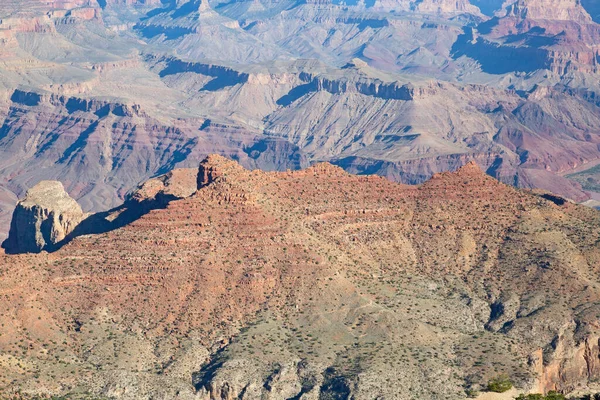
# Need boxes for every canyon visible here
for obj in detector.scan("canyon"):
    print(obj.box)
[1,0,600,397]
[0,0,600,243]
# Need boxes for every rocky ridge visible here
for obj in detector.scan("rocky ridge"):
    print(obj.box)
[1,156,600,399]
[1,0,600,275]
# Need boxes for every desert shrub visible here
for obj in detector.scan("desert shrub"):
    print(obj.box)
[487,375,513,393]
[515,394,544,400]
[514,392,566,400]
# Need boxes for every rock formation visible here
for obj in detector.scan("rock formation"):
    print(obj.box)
[2,169,200,254]
[0,156,600,398]
[3,181,85,253]
[453,0,600,76]
[129,168,199,204]
[414,0,482,14]
[506,0,593,22]
[197,154,246,188]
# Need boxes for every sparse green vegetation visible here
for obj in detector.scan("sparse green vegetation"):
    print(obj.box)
[487,375,513,393]
[515,392,565,400]
[566,164,600,192]
[0,395,109,400]
[515,395,544,400]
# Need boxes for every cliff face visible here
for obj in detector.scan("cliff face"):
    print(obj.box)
[3,181,85,253]
[0,83,308,243]
[296,72,438,100]
[506,0,593,22]
[414,0,482,14]
[451,0,600,76]
[9,89,146,116]
[528,329,600,394]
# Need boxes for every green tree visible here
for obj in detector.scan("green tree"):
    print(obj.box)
[514,392,565,400]
[515,394,543,400]
[487,375,513,393]
[544,391,566,400]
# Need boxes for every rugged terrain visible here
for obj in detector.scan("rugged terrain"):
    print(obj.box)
[1,0,600,242]
[1,156,600,399]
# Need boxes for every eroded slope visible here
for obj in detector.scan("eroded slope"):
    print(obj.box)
[1,156,600,398]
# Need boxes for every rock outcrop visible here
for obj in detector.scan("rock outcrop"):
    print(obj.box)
[414,0,482,14]
[128,168,199,204]
[3,181,85,253]
[197,154,247,188]
[506,0,593,22]
[1,168,204,254]
[2,169,200,254]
